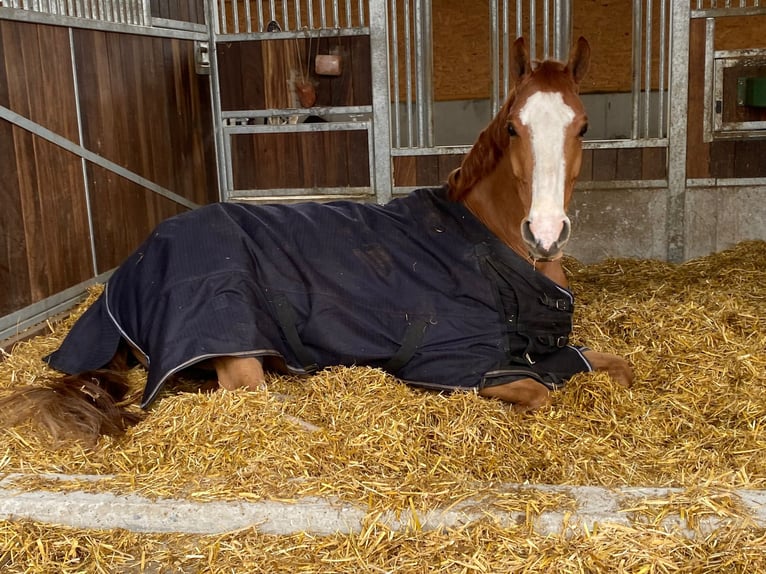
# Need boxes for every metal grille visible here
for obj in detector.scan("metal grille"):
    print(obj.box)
[216,0,367,34]
[631,0,671,140]
[388,0,672,150]
[3,0,151,25]
[695,0,762,8]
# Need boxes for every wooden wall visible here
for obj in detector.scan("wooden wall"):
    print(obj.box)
[425,1,766,101]
[0,20,216,317]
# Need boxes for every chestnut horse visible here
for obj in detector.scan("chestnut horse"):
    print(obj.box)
[0,37,632,444]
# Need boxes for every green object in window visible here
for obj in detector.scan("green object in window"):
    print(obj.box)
[737,77,766,107]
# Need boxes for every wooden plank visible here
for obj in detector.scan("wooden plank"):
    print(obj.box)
[217,42,245,111]
[75,29,192,272]
[437,154,463,184]
[579,149,594,182]
[415,155,440,187]
[31,25,91,297]
[591,148,617,181]
[686,17,710,179]
[641,148,666,180]
[393,156,417,187]
[349,36,372,106]
[709,141,736,179]
[240,41,266,110]
[615,148,642,180]
[733,140,766,178]
[5,22,91,305]
[0,21,32,316]
[346,130,370,187]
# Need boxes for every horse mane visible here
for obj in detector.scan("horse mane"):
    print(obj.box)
[0,368,143,446]
[447,94,514,201]
[447,59,573,202]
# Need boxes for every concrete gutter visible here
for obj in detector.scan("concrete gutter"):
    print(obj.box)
[1,474,764,536]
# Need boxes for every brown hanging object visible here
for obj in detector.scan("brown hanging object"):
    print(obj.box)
[315,34,343,77]
[294,32,317,108]
[295,80,317,107]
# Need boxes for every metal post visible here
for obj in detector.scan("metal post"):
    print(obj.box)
[666,0,690,261]
[552,0,571,61]
[490,0,500,114]
[207,0,229,200]
[369,0,393,202]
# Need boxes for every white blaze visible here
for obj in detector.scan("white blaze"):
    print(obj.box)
[518,91,575,250]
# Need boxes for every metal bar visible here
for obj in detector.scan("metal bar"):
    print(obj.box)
[333,0,340,27]
[0,105,200,209]
[0,8,207,39]
[232,0,239,33]
[219,0,227,33]
[320,0,326,27]
[414,0,425,146]
[423,0,433,146]
[369,0,394,202]
[502,0,509,98]
[227,115,367,134]
[543,0,549,58]
[256,0,263,31]
[358,0,365,26]
[216,27,370,41]
[294,0,300,30]
[229,187,373,200]
[346,0,352,27]
[283,0,289,29]
[666,0,691,262]
[691,5,766,15]
[631,0,643,139]
[68,26,98,277]
[583,137,668,149]
[490,0,500,114]
[529,0,536,61]
[390,0,401,148]
[644,0,653,138]
[553,0,563,60]
[222,105,373,118]
[307,0,314,28]
[0,271,114,341]
[245,0,252,33]
[657,0,667,137]
[208,0,229,199]
[404,0,413,146]
[701,18,715,142]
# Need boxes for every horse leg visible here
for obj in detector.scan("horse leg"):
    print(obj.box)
[582,350,633,387]
[213,356,267,391]
[479,378,551,412]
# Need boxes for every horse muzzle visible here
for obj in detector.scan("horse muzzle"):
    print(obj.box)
[521,217,571,261]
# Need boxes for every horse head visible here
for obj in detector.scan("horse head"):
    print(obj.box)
[449,37,590,262]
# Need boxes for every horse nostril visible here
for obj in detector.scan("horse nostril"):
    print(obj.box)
[557,219,571,246]
[521,219,536,245]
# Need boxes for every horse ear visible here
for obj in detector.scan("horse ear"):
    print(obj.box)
[567,36,591,85]
[509,37,531,86]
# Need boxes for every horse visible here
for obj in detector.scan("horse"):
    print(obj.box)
[0,37,632,445]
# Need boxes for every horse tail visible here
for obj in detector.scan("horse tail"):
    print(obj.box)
[0,369,144,446]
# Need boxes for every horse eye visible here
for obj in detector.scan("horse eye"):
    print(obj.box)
[579,124,588,137]
[507,123,517,137]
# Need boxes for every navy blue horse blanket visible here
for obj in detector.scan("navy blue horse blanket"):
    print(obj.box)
[47,187,592,408]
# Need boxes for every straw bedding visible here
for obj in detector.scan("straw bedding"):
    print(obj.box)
[1,240,765,571]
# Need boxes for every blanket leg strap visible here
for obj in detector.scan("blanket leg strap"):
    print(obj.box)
[383,318,429,375]
[272,294,319,373]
